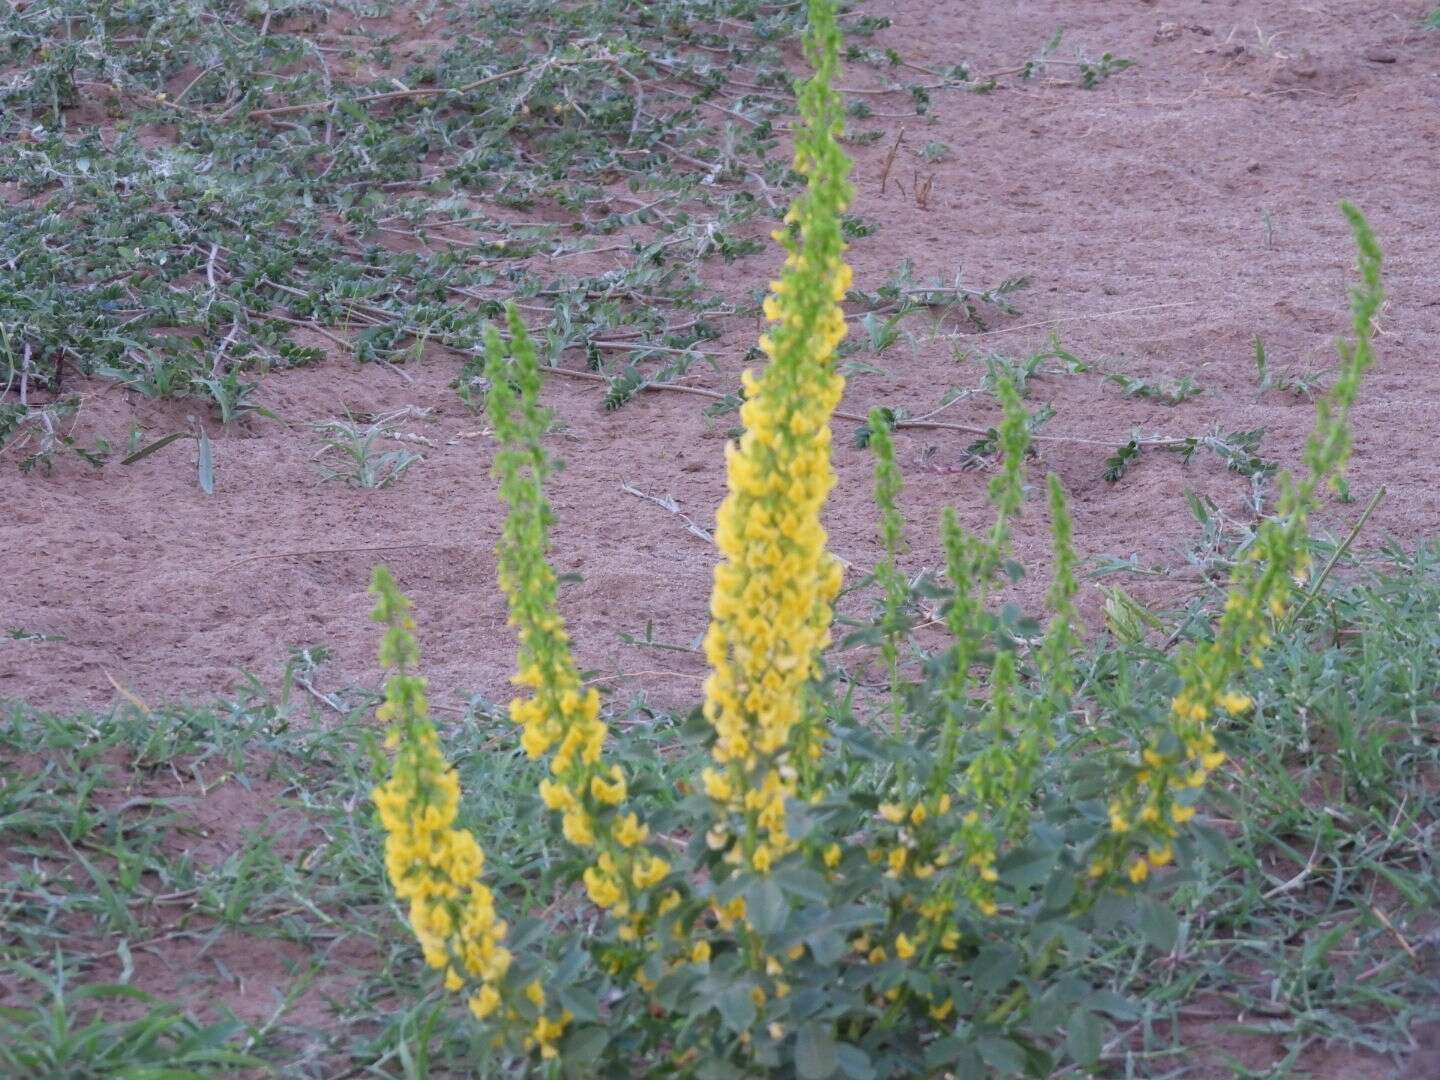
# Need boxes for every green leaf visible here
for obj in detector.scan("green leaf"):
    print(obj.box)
[120,431,189,465]
[1192,822,1230,866]
[996,842,1057,889]
[968,943,1020,993]
[774,865,831,903]
[697,1063,745,1080]
[1064,1008,1102,1066]
[1135,895,1179,953]
[794,1022,839,1080]
[1085,988,1139,1021]
[976,1035,1027,1075]
[835,1043,876,1080]
[557,985,600,1023]
[196,428,214,494]
[561,1026,610,1076]
[718,982,757,1033]
[806,929,847,966]
[747,877,789,935]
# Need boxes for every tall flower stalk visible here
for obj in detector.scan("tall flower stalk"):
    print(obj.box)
[1092,203,1383,886]
[698,0,854,879]
[484,309,671,931]
[369,569,530,1042]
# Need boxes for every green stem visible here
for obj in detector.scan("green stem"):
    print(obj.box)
[1285,485,1385,629]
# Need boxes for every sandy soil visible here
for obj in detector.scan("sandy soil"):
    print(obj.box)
[5,2,1436,721]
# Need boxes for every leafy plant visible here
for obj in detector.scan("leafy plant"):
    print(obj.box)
[1254,335,1328,399]
[313,415,422,489]
[364,6,1388,1074]
[1106,371,1203,405]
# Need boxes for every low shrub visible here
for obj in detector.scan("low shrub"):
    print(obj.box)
[367,1,1383,1074]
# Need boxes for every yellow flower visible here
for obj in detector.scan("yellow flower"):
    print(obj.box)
[1171,804,1197,824]
[822,843,842,868]
[613,812,649,848]
[879,802,906,824]
[701,767,733,802]
[631,854,669,890]
[469,986,501,1019]
[895,932,917,959]
[590,766,627,805]
[1127,859,1150,884]
[582,866,622,909]
[1218,692,1253,715]
[691,940,712,965]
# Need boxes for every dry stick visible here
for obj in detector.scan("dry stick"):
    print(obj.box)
[537,363,1189,450]
[1369,904,1419,963]
[878,126,905,194]
[947,299,1205,340]
[248,61,547,120]
[620,482,714,543]
[1285,485,1386,628]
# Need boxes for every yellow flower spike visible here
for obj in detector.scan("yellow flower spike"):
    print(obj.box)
[1148,845,1174,868]
[895,933,917,960]
[370,567,516,1045]
[1127,859,1150,884]
[699,0,853,897]
[1171,804,1197,825]
[822,843,842,868]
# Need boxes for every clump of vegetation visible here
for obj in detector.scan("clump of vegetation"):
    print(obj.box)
[366,3,1392,1074]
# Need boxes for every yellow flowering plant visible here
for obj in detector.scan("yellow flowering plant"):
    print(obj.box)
[366,1,1383,1074]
